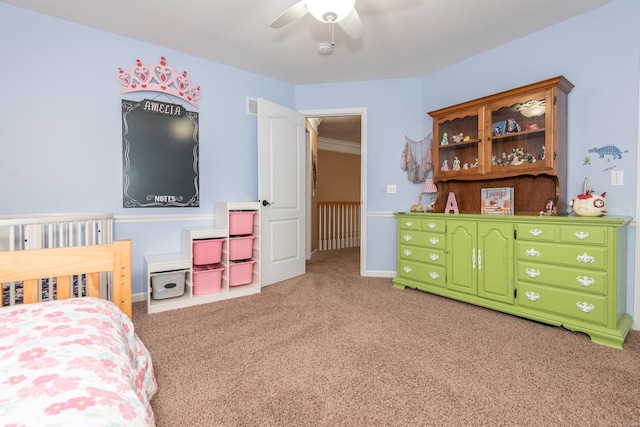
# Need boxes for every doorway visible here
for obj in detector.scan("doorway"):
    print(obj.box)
[303,108,367,277]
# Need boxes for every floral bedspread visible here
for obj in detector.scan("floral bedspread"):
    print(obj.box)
[0,297,157,426]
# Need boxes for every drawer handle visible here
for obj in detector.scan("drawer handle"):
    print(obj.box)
[429,272,439,279]
[525,291,540,301]
[576,301,595,313]
[429,253,439,261]
[576,252,595,263]
[428,223,437,229]
[405,221,414,227]
[403,235,412,242]
[529,229,542,237]
[403,266,412,273]
[576,276,595,287]
[403,249,412,256]
[574,231,590,240]
[525,248,540,257]
[429,237,439,245]
[525,268,540,278]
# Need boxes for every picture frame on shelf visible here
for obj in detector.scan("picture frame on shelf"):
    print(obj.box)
[492,120,506,136]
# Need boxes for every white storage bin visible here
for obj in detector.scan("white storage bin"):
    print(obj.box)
[151,269,187,300]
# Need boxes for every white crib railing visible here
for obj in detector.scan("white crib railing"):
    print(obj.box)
[0,213,114,306]
[318,202,360,251]
[0,213,113,251]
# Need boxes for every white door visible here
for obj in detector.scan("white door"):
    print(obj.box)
[257,98,306,286]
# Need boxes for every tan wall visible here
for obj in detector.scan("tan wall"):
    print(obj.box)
[317,150,361,202]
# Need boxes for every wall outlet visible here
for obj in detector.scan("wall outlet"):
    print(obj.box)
[386,184,397,194]
[611,170,623,186]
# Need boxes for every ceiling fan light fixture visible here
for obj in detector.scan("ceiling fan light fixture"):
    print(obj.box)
[305,0,355,23]
[518,99,546,117]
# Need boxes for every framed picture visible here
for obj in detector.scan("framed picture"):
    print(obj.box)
[492,120,506,136]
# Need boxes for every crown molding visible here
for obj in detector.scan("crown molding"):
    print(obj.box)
[317,137,360,155]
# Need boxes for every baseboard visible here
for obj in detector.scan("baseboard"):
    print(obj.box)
[132,292,146,303]
[365,270,396,278]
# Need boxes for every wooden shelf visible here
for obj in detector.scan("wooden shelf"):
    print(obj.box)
[439,139,481,150]
[429,76,573,215]
[490,128,545,141]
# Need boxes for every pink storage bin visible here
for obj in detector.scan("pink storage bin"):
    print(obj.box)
[229,211,257,235]
[193,264,224,295]
[193,239,223,266]
[229,235,256,261]
[229,259,257,287]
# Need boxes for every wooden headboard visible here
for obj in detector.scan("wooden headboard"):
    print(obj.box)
[0,240,133,318]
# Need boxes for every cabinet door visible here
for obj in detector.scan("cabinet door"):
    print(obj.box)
[446,220,477,295]
[433,106,484,181]
[477,221,514,304]
[485,89,552,176]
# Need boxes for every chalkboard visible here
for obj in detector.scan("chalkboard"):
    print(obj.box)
[122,99,199,208]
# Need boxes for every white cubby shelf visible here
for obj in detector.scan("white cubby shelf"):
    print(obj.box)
[145,202,261,314]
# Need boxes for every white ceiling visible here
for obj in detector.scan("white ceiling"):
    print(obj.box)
[2,0,612,85]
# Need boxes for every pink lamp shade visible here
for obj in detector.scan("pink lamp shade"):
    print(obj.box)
[422,178,438,194]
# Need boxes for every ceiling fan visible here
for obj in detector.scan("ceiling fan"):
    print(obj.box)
[270,0,363,41]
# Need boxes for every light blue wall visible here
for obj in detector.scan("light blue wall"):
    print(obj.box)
[420,0,639,218]
[426,0,640,316]
[0,3,294,290]
[1,1,638,315]
[298,0,640,314]
[296,78,426,270]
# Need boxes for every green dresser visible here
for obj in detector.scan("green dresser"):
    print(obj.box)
[393,213,632,349]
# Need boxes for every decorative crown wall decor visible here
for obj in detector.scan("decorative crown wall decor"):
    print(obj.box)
[117,57,202,108]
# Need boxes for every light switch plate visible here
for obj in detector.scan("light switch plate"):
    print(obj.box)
[611,170,623,186]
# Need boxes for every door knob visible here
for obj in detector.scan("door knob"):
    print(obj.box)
[261,200,272,206]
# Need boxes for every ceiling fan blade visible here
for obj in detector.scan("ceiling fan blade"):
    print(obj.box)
[269,1,309,29]
[337,8,363,39]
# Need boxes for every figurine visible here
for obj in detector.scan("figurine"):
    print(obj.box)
[570,178,607,217]
[452,133,464,143]
[462,163,469,170]
[539,199,555,216]
[506,118,521,133]
[410,194,424,212]
[471,158,479,168]
[500,151,508,166]
[452,157,461,170]
[463,135,470,142]
[440,133,449,146]
[441,159,449,171]
[545,199,554,212]
[540,145,546,160]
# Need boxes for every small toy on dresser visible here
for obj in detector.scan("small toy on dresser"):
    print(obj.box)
[410,194,424,212]
[570,178,606,217]
[539,199,556,216]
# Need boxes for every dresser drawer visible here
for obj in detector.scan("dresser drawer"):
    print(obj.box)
[560,226,607,246]
[399,230,445,250]
[420,218,445,233]
[517,283,607,326]
[515,224,559,242]
[516,241,607,270]
[398,259,446,288]
[399,217,445,233]
[516,262,607,295]
[399,245,445,266]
